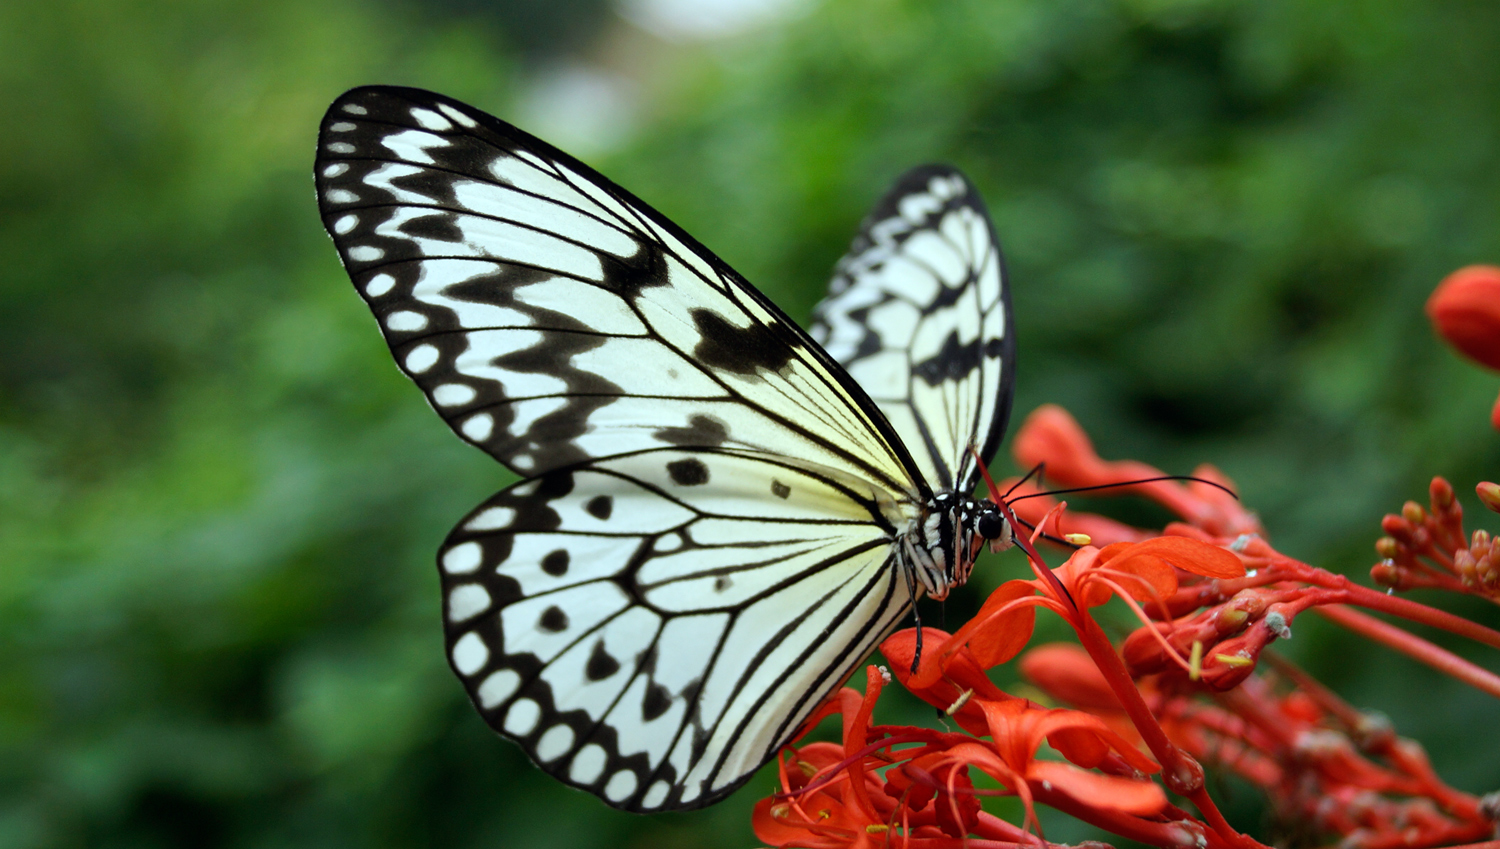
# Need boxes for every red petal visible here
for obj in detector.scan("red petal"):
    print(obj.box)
[966,581,1039,668]
[1102,536,1244,581]
[1018,643,1121,711]
[1027,760,1169,815]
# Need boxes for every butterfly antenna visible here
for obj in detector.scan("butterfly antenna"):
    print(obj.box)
[1008,474,1238,503]
[1003,462,1047,499]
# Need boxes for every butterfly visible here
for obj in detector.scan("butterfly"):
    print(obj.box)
[314,86,1016,812]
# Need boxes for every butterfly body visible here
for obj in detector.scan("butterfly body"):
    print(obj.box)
[316,86,1015,812]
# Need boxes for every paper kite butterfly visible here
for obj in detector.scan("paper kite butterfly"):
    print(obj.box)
[314,86,1016,812]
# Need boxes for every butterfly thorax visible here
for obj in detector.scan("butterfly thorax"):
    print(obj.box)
[901,492,1014,601]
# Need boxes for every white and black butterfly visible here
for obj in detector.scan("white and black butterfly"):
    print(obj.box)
[314,86,1016,812]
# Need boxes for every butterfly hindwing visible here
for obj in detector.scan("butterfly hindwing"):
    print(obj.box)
[810,166,1014,494]
[315,86,917,496]
[438,448,912,810]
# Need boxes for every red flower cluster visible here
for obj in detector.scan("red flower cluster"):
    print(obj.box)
[755,397,1500,849]
[1373,476,1500,602]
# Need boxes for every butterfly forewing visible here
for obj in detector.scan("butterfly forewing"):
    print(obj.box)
[810,166,1014,494]
[315,86,916,496]
[438,448,912,810]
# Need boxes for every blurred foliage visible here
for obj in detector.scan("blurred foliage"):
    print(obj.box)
[1,0,1498,847]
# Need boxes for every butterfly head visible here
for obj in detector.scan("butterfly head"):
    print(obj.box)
[905,493,1014,601]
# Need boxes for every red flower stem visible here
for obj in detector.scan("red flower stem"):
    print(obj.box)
[1272,560,1500,648]
[1341,583,1500,648]
[1313,605,1500,700]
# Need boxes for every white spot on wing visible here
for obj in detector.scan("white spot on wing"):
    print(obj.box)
[349,245,384,262]
[535,725,575,762]
[325,188,357,204]
[432,383,476,407]
[334,214,358,234]
[364,273,396,297]
[447,583,492,622]
[442,542,482,574]
[404,344,439,373]
[477,669,520,708]
[451,632,488,675]
[604,770,638,802]
[409,107,452,131]
[461,413,494,442]
[330,121,356,132]
[322,163,348,177]
[341,103,368,115]
[385,310,426,332]
[467,505,515,531]
[437,102,476,128]
[641,781,670,809]
[326,141,355,154]
[569,744,608,784]
[504,698,540,735]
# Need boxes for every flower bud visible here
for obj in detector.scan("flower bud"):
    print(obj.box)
[1477,548,1500,588]
[1427,265,1500,370]
[1402,500,1427,524]
[1381,514,1416,545]
[1477,482,1500,515]
[1430,477,1455,510]
[1454,549,1479,587]
[1370,561,1406,589]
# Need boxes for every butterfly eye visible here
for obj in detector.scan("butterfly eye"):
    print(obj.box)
[976,509,1008,541]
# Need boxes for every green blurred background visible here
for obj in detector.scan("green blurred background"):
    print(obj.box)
[3,0,1499,846]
